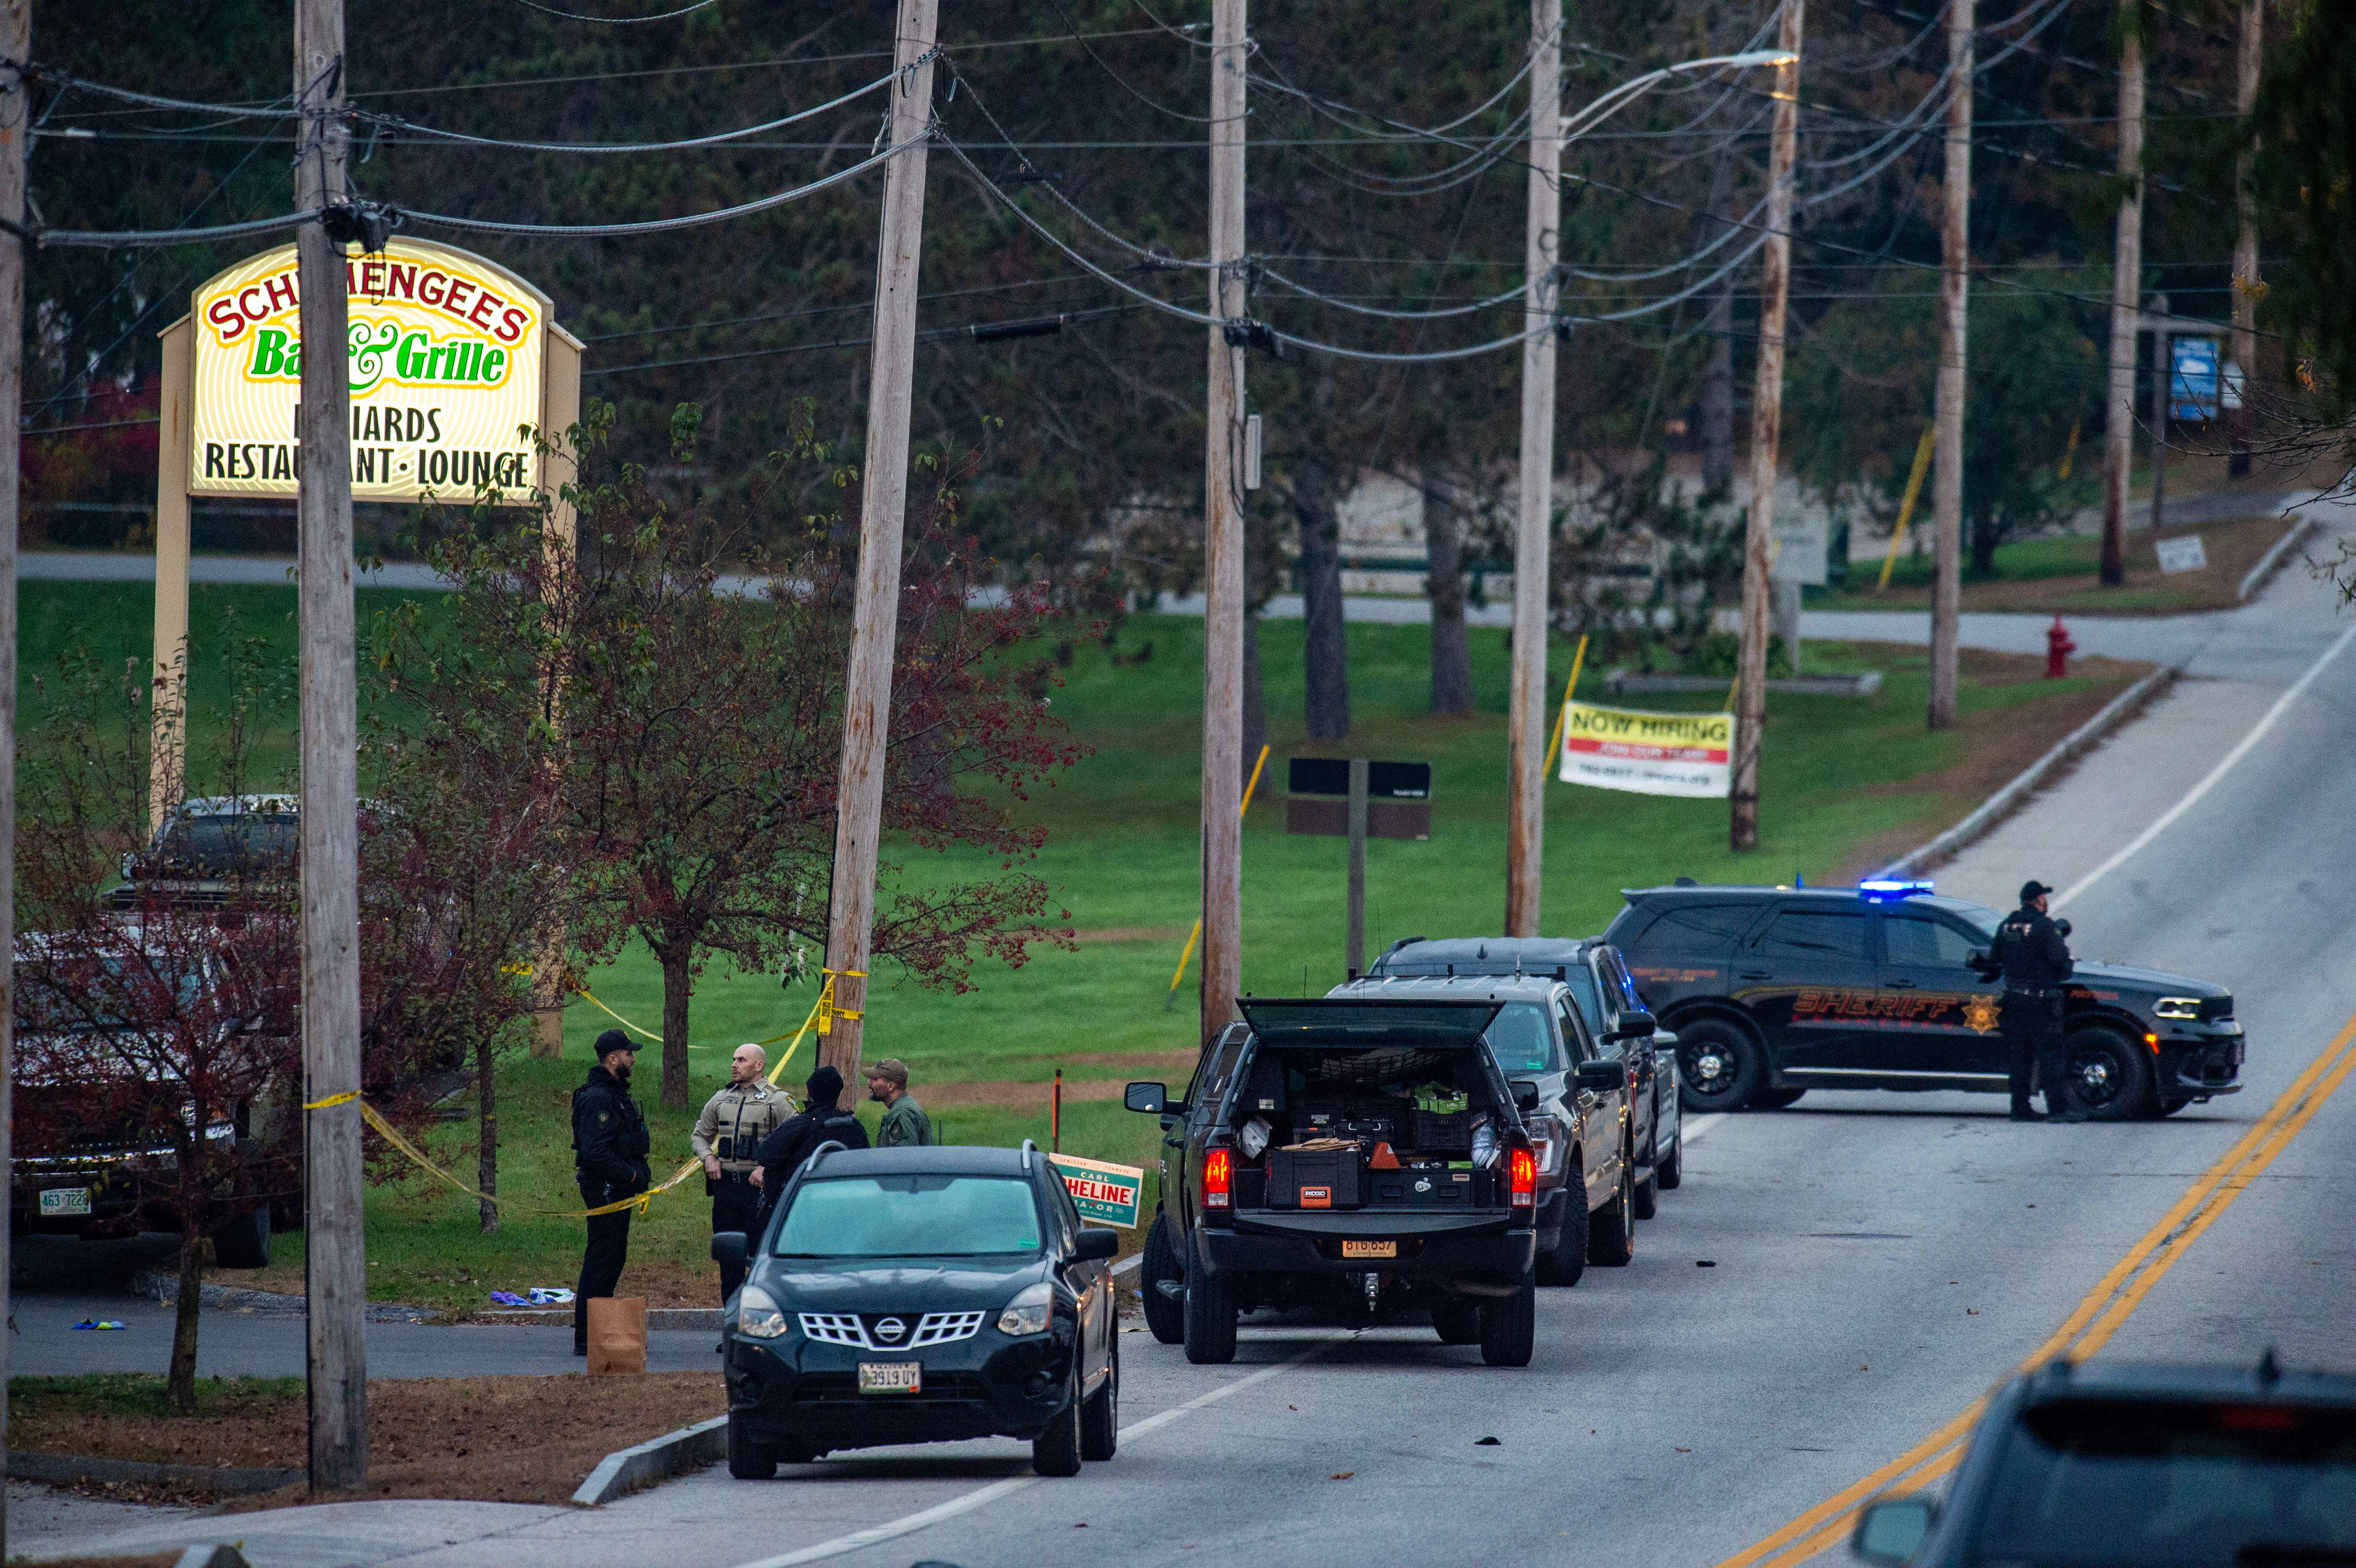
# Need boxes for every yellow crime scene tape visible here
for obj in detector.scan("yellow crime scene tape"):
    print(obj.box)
[292,965,860,1220]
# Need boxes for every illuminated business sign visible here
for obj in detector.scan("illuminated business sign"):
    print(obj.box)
[189,238,550,501]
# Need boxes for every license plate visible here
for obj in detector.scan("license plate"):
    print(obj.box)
[1340,1239,1397,1260]
[857,1361,921,1394]
[2232,1040,2246,1065]
[40,1188,92,1218]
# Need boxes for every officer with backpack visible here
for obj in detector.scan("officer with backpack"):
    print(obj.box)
[572,1029,653,1356]
[750,1065,868,1225]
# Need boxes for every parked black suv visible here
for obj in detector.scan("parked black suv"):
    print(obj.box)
[1606,881,2244,1119]
[1127,996,1562,1367]
[1853,1355,2356,1567]
[712,1142,1121,1478]
[1364,936,1683,1207]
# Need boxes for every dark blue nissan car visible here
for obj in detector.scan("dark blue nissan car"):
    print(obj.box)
[712,1142,1121,1479]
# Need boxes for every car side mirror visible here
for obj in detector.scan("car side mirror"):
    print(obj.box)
[1124,1081,1183,1116]
[1510,1080,1542,1111]
[1606,1008,1658,1043]
[1073,1227,1119,1263]
[2053,918,2072,938]
[1575,1060,1623,1093]
[1851,1497,1936,1565]
[711,1231,747,1272]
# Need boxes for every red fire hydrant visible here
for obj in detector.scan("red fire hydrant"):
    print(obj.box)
[2046,614,2076,679]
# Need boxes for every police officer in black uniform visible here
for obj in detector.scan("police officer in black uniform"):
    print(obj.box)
[1991,880,2080,1122]
[749,1065,869,1228]
[572,1029,653,1355]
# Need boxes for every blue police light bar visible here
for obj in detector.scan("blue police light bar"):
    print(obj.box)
[1858,879,1934,902]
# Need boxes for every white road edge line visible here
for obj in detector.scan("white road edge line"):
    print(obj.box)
[727,1333,1353,1568]
[1678,1112,1726,1148]
[2052,620,2356,914]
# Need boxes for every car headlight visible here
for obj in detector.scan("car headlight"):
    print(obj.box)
[998,1281,1053,1337]
[2152,997,2203,1021]
[737,1284,789,1339]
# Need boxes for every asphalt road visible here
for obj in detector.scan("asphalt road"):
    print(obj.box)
[21,512,2356,1568]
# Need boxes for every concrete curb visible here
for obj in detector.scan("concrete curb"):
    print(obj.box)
[7,1448,302,1495]
[126,1270,436,1323]
[470,1305,722,1329]
[572,1414,729,1506]
[2237,511,2320,601]
[1870,664,2180,881]
[1602,667,1882,697]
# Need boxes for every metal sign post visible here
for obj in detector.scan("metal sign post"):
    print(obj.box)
[1287,759,1431,980]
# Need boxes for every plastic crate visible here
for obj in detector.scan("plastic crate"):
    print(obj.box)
[1410,1108,1473,1153]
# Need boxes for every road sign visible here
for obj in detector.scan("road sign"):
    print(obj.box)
[2155,535,2208,575]
[1770,510,1829,586]
[2171,336,2220,422]
[1048,1154,1144,1228]
[1288,758,1430,799]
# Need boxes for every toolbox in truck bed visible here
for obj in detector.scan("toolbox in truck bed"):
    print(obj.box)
[1267,1147,1363,1209]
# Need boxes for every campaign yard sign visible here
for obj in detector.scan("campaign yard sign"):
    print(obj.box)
[1047,1154,1145,1228]
[1559,701,1734,798]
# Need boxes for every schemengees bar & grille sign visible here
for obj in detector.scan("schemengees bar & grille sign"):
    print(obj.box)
[190,238,550,501]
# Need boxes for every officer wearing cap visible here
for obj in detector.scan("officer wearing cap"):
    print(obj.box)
[1991,880,2079,1122]
[692,1043,790,1306]
[868,1059,934,1147]
[572,1029,652,1355]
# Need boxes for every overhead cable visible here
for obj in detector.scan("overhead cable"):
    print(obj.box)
[510,0,720,21]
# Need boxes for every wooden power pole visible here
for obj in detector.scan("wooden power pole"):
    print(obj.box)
[1198,0,1247,1041]
[1928,0,1974,731]
[1730,0,1804,852]
[0,5,30,1553]
[2099,0,2144,588]
[820,0,939,1098]
[2230,0,2262,478]
[294,0,368,1490]
[1505,0,1561,936]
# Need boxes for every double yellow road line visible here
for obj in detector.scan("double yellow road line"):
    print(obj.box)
[1716,1010,2356,1568]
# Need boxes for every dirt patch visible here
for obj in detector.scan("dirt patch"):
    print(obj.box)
[915,1077,1134,1109]
[14,1372,722,1510]
[1006,1048,1200,1071]
[1826,648,2152,883]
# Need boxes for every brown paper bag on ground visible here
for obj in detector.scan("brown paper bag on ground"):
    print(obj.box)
[586,1296,647,1375]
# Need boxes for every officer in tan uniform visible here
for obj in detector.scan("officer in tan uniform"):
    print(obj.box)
[693,1043,791,1306]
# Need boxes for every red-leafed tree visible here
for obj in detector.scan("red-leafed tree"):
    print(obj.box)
[384,400,1086,1109]
[15,621,304,1412]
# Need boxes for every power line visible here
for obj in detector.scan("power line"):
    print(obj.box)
[509,0,720,22]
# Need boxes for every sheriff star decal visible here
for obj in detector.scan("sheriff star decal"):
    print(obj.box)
[1962,995,2001,1035]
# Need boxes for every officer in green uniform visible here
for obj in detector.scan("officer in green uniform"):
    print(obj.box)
[868,1058,934,1147]
[692,1042,791,1305]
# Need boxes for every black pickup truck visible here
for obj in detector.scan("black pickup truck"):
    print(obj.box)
[1126,997,1593,1369]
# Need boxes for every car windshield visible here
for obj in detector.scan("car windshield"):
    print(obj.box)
[774,1174,1043,1258]
[157,815,298,878]
[1970,1398,2356,1565]
[1485,1002,1564,1073]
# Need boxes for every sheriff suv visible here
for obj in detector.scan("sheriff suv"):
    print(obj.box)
[1607,881,2244,1120]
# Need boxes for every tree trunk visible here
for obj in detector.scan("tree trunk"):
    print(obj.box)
[168,1193,204,1413]
[1421,468,1474,716]
[657,941,692,1111]
[477,1032,499,1235]
[1241,610,1267,787]
[1295,456,1350,741]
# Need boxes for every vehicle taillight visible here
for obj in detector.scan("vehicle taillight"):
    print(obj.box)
[1203,1147,1233,1208]
[1508,1144,1536,1208]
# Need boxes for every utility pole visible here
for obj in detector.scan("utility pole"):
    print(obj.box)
[294,0,367,1491]
[2099,0,2144,588]
[1345,759,1368,979]
[820,0,939,1096]
[1730,0,1804,852]
[2229,0,2262,478]
[2148,293,2170,533]
[0,6,31,1554]
[1927,0,1973,731]
[1197,0,1247,1040]
[1505,0,1561,936]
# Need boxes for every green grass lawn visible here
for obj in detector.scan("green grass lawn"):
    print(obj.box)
[20,579,2136,1309]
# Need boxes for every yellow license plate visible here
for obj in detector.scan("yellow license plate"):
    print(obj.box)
[1340,1240,1397,1260]
[857,1361,922,1394]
